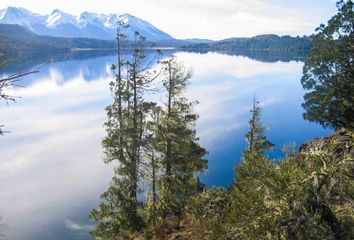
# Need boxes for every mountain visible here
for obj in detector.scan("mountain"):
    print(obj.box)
[0,24,118,67]
[0,24,116,49]
[0,7,173,41]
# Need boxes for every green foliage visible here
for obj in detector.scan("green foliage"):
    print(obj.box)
[151,56,207,217]
[90,34,207,238]
[171,129,354,240]
[198,34,312,52]
[245,97,274,152]
[89,178,144,240]
[185,188,230,240]
[227,133,354,240]
[228,150,279,239]
[89,3,354,237]
[90,30,161,239]
[301,0,354,130]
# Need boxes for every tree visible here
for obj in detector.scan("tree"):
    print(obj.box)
[301,0,354,130]
[151,55,207,217]
[245,96,274,152]
[90,36,207,240]
[90,30,162,239]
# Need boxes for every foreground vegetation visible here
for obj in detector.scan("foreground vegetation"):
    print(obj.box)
[172,128,354,240]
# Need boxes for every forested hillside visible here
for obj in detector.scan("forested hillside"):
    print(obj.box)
[0,24,116,66]
[181,34,312,52]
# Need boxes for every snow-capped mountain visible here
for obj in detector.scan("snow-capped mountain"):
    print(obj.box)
[0,7,173,41]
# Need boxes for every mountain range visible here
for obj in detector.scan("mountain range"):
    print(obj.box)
[0,7,313,68]
[0,7,173,41]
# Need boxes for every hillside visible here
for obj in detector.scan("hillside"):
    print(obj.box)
[0,24,117,66]
[143,129,354,240]
[182,34,313,52]
[0,25,313,67]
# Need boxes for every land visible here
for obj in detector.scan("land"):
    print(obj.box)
[0,24,312,68]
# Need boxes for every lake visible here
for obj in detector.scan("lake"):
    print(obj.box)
[0,50,331,240]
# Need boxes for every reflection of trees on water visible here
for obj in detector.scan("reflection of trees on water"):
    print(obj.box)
[182,49,308,62]
[1,48,306,77]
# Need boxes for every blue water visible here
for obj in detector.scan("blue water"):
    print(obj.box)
[0,51,331,240]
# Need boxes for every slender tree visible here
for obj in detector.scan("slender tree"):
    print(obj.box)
[90,30,162,239]
[245,96,274,153]
[144,106,163,225]
[153,55,207,216]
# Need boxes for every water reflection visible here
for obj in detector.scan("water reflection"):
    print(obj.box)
[0,51,330,240]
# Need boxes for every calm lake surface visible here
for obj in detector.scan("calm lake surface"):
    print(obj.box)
[0,51,331,240]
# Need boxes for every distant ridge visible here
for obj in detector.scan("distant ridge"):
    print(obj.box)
[182,34,313,52]
[0,7,173,41]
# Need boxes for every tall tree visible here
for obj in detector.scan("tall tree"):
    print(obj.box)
[143,106,163,226]
[90,31,161,239]
[245,96,274,152]
[153,55,207,216]
[301,0,354,130]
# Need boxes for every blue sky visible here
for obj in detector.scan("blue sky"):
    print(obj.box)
[0,0,339,40]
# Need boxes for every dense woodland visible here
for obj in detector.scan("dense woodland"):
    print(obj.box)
[0,1,353,240]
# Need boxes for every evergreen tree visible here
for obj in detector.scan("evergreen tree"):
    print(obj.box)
[153,55,207,216]
[90,30,161,239]
[143,105,163,226]
[301,0,354,130]
[245,96,274,152]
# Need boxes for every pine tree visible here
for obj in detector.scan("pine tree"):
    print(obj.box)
[90,30,161,239]
[245,96,274,153]
[153,55,208,216]
[144,106,163,226]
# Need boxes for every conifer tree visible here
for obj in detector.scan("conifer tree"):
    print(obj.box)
[90,30,161,239]
[143,106,163,226]
[301,0,354,130]
[245,96,274,153]
[153,55,207,216]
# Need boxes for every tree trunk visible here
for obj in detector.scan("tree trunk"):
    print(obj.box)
[319,204,346,240]
[166,63,173,176]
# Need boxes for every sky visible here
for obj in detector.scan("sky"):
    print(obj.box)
[0,0,338,40]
